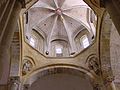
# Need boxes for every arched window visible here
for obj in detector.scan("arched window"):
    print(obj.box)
[50,40,70,57]
[80,35,89,48]
[30,37,35,47]
[55,45,63,57]
[56,47,62,54]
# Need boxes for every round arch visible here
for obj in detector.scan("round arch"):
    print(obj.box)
[99,10,114,84]
[23,64,99,85]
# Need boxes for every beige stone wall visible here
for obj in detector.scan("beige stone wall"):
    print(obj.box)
[22,36,99,84]
[110,23,120,89]
[20,12,102,86]
[22,41,98,74]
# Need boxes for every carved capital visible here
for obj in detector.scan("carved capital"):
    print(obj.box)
[8,76,21,90]
[104,76,115,85]
[9,76,20,85]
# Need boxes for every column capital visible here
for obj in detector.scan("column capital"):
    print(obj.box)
[9,76,21,85]
[8,76,21,90]
[104,76,115,85]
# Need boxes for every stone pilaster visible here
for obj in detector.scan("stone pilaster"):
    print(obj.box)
[0,0,22,84]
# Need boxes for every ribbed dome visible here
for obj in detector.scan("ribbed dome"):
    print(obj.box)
[26,0,95,55]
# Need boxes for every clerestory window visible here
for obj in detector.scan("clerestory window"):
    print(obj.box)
[56,48,62,54]
[55,45,63,57]
[30,37,35,47]
[80,35,89,48]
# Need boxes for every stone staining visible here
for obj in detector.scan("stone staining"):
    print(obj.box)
[22,60,33,75]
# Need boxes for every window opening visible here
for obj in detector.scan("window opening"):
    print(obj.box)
[55,45,63,57]
[56,48,62,54]
[81,35,89,48]
[30,37,35,47]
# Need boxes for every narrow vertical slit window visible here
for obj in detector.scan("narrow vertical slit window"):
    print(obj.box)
[55,45,63,57]
[81,35,89,48]
[30,37,35,47]
[56,48,62,54]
